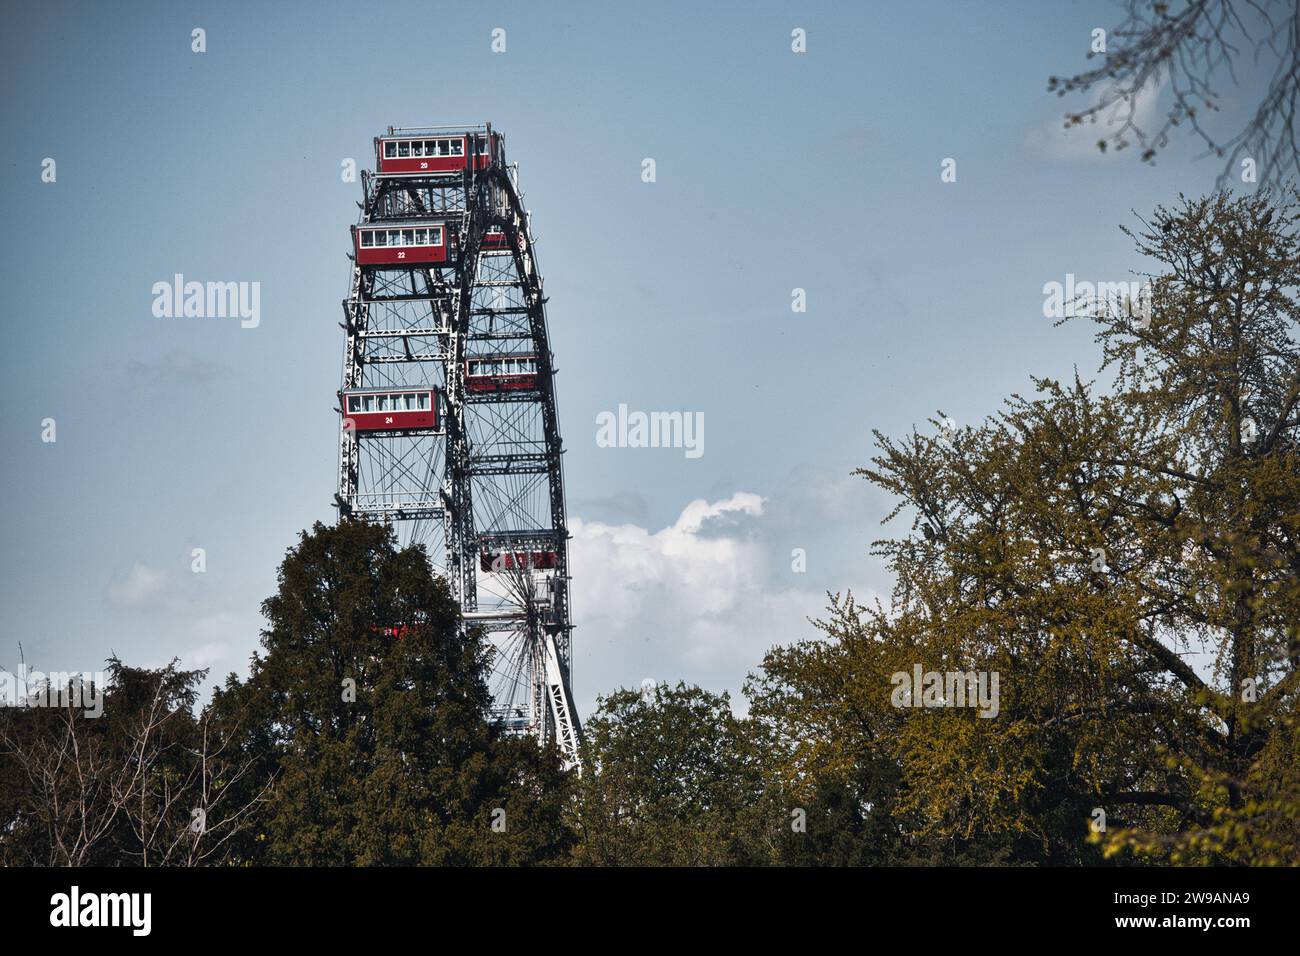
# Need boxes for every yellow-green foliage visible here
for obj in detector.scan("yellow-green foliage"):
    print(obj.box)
[750,192,1300,865]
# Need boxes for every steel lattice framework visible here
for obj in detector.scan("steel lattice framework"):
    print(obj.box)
[335,124,581,769]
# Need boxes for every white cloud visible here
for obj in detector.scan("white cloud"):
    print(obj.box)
[180,640,231,670]
[138,610,258,681]
[569,492,835,714]
[104,563,167,608]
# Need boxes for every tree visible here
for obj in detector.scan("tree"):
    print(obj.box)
[209,520,574,866]
[0,658,267,866]
[748,602,1026,865]
[571,682,775,865]
[1049,1,1300,188]
[750,191,1300,864]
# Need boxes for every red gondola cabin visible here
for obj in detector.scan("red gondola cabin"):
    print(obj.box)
[466,354,538,392]
[374,133,494,175]
[354,223,449,266]
[482,226,509,250]
[480,550,558,573]
[342,388,438,432]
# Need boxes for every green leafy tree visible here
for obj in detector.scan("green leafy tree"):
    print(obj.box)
[748,610,1021,865]
[571,682,775,865]
[750,192,1300,865]
[209,520,574,865]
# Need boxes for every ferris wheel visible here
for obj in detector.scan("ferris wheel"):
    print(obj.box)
[335,124,580,769]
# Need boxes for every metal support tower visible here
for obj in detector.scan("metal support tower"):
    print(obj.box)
[335,124,581,770]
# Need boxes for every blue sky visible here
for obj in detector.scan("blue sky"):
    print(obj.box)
[0,1,1265,717]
